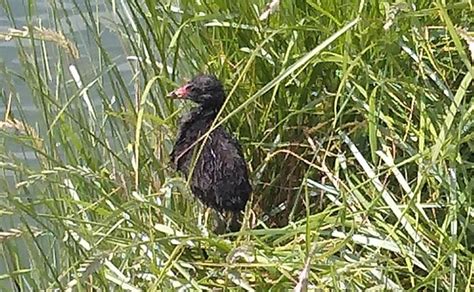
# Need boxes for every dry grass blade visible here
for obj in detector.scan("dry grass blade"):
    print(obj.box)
[456,27,474,62]
[0,228,43,242]
[0,26,79,59]
[259,0,280,21]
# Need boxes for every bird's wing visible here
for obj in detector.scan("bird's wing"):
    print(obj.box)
[212,128,252,208]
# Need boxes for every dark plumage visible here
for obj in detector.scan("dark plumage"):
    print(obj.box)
[169,74,251,230]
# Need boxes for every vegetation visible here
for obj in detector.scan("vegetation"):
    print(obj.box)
[0,0,472,290]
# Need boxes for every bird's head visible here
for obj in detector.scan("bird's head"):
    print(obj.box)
[168,74,225,108]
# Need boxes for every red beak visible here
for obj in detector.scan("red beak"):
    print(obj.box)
[167,83,191,99]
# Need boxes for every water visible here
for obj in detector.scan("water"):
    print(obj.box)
[0,1,130,288]
[0,0,134,171]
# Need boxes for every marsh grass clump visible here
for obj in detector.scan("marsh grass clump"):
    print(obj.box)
[0,0,472,290]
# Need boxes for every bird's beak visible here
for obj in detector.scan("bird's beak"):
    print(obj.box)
[167,83,191,99]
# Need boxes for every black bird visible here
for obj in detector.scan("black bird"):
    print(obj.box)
[169,74,252,231]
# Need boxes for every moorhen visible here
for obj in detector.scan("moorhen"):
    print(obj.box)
[168,74,252,232]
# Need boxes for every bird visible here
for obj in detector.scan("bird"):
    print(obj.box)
[168,74,252,232]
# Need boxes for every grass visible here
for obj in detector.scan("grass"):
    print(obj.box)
[0,0,473,290]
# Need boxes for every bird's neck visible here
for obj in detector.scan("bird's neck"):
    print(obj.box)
[180,105,218,129]
[194,104,220,119]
